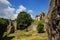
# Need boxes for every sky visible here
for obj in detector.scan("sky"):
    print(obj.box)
[0,0,50,20]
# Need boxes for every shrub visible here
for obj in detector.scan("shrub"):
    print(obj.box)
[37,20,45,33]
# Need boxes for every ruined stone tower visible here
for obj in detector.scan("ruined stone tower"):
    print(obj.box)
[35,12,45,21]
[45,0,60,40]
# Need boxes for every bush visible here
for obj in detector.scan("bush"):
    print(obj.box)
[37,20,45,33]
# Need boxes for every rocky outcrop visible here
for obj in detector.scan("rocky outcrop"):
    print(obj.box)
[35,12,45,21]
[27,21,39,31]
[45,0,60,40]
[6,20,17,35]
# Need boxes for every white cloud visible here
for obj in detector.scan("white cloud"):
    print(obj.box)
[0,0,11,5]
[0,0,34,20]
[3,6,15,19]
[0,1,27,20]
[28,10,34,19]
[28,10,33,13]
[14,13,18,19]
[0,0,15,20]
[0,6,15,20]
[16,5,26,13]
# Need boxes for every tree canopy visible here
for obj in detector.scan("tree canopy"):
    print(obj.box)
[17,11,33,30]
[0,18,9,37]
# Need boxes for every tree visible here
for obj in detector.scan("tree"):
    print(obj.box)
[0,18,9,38]
[17,11,33,30]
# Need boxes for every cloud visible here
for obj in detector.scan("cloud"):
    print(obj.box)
[14,13,18,19]
[0,6,15,20]
[28,10,33,13]
[0,0,15,20]
[28,10,34,19]
[0,0,34,20]
[0,0,11,5]
[0,1,26,20]
[16,5,26,13]
[3,6,15,19]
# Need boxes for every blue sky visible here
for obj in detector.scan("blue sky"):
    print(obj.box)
[0,0,50,20]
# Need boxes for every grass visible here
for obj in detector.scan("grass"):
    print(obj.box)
[6,30,48,40]
[3,19,47,40]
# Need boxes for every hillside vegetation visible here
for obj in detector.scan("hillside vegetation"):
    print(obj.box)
[6,30,48,40]
[1,11,48,40]
[0,18,9,38]
[3,19,48,40]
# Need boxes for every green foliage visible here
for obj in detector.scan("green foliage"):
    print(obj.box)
[38,19,45,24]
[0,18,9,37]
[17,11,33,30]
[37,23,44,33]
[37,20,45,33]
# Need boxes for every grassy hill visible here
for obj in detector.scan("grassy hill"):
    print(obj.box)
[3,19,48,40]
[27,20,39,31]
[6,30,48,40]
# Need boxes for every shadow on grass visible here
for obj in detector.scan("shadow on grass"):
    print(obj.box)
[0,36,15,40]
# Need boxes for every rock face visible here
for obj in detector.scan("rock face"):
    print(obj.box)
[35,12,45,21]
[7,20,17,35]
[27,21,38,31]
[45,0,60,40]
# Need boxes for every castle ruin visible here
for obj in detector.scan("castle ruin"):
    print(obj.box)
[35,12,45,21]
